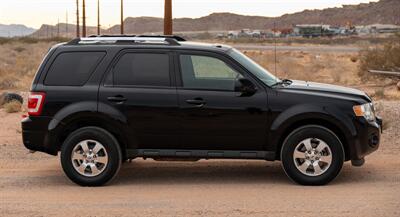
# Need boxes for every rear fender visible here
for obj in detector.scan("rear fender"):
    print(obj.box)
[47,102,134,154]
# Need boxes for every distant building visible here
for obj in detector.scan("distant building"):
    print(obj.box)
[293,24,335,37]
[367,24,400,33]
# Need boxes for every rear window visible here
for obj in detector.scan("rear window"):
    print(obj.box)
[44,52,105,86]
[113,53,170,86]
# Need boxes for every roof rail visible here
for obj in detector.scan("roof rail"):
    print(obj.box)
[88,34,186,41]
[67,35,184,46]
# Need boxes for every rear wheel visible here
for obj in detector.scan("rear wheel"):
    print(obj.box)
[60,127,122,186]
[281,125,344,185]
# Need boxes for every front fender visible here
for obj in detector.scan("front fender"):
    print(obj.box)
[268,103,356,152]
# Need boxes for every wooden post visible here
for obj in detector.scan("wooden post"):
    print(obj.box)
[76,0,80,37]
[97,0,100,35]
[164,0,172,35]
[120,0,124,34]
[82,0,86,37]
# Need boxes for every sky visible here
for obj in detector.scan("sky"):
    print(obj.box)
[0,0,379,29]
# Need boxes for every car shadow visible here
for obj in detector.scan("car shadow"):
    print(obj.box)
[30,160,380,187]
[114,160,293,186]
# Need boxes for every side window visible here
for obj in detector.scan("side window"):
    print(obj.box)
[179,54,242,91]
[113,53,170,86]
[45,52,105,86]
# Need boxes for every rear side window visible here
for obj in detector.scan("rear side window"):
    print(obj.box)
[113,53,170,86]
[44,52,105,86]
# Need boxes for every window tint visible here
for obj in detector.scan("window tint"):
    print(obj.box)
[45,52,105,86]
[180,55,242,91]
[113,53,170,86]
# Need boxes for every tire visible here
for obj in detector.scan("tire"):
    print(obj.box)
[60,127,122,186]
[281,125,344,185]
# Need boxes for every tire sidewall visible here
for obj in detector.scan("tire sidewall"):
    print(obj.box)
[61,127,122,186]
[281,125,344,185]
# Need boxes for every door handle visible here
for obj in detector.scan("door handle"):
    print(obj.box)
[107,95,127,103]
[185,98,206,107]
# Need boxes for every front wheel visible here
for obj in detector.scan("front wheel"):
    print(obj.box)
[281,125,344,185]
[60,127,122,186]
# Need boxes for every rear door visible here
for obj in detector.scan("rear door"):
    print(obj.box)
[99,49,180,149]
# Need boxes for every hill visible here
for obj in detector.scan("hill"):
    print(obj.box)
[32,0,400,36]
[0,24,36,37]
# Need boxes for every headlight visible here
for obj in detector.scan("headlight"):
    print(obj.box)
[353,103,375,121]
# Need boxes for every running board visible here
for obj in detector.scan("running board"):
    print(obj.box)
[126,149,276,161]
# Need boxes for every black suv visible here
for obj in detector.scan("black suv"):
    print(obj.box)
[22,35,382,186]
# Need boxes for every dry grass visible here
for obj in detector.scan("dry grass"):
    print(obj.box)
[0,42,55,90]
[3,100,22,113]
[358,34,400,81]
[0,40,398,100]
[244,50,361,86]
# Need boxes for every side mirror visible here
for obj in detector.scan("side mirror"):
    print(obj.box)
[235,78,257,96]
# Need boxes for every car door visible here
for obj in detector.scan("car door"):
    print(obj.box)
[99,50,180,150]
[175,51,269,151]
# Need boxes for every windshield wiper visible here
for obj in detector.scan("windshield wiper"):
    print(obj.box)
[271,79,293,87]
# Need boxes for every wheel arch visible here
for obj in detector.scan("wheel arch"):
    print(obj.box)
[269,105,356,161]
[47,104,132,159]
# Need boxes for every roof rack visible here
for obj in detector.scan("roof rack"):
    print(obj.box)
[67,35,185,46]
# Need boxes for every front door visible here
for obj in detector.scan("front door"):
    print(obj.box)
[99,50,180,149]
[175,51,269,151]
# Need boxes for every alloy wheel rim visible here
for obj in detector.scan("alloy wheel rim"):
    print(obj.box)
[293,138,332,176]
[71,140,108,177]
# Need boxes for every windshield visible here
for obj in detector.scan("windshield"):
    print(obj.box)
[228,48,279,86]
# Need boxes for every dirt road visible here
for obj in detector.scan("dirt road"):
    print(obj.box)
[1,101,399,217]
[234,44,361,53]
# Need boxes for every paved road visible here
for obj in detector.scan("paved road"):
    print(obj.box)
[234,44,361,53]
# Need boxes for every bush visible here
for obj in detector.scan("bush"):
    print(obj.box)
[374,88,386,99]
[0,78,17,90]
[3,100,22,113]
[358,34,400,81]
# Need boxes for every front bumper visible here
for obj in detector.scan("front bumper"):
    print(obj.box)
[349,116,382,161]
[21,116,58,156]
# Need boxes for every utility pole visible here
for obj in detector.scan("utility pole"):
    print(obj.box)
[164,0,172,35]
[76,0,80,37]
[97,0,100,35]
[120,0,124,34]
[66,10,68,37]
[82,0,86,37]
[57,18,60,37]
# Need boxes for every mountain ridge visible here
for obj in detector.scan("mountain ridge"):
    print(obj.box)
[0,24,36,37]
[29,0,400,37]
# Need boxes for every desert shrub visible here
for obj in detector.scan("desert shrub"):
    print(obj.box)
[0,77,17,89]
[374,88,386,99]
[350,56,358,63]
[13,46,25,53]
[0,37,12,45]
[3,100,22,113]
[358,34,400,80]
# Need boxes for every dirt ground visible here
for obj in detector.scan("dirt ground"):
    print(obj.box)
[0,100,399,217]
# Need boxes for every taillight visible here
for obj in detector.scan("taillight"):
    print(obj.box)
[28,92,46,116]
